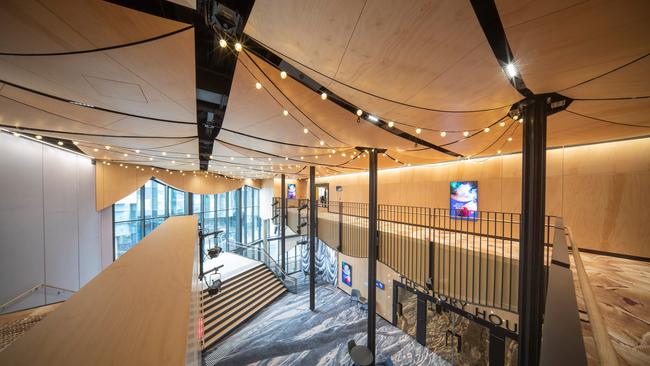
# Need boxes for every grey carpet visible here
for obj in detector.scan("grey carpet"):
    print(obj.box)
[203,284,449,366]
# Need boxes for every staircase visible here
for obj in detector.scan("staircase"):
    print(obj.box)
[201,263,287,351]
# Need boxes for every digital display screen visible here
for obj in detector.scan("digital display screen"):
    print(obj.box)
[450,181,478,220]
[287,184,296,199]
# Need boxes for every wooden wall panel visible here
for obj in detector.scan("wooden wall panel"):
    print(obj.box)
[318,138,650,258]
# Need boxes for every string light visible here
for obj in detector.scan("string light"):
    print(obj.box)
[319,140,325,146]
[93,148,98,152]
[463,131,469,137]
[507,137,513,142]
[209,155,213,159]
[341,153,346,157]
[105,145,111,150]
[219,39,227,48]
[149,157,153,161]
[13,132,21,137]
[57,141,64,146]
[497,150,502,154]
[440,131,447,137]
[303,128,308,134]
[283,110,288,116]
[234,42,242,52]
[499,121,506,127]
[321,92,327,100]
[186,154,191,158]
[162,152,166,156]
[519,119,524,124]
[356,109,363,116]
[388,121,394,128]
[416,128,422,134]
[255,82,262,90]
[35,135,42,140]
[135,149,140,153]
[123,153,128,157]
[171,160,175,164]
[73,141,79,145]
[280,71,287,79]
[484,127,490,133]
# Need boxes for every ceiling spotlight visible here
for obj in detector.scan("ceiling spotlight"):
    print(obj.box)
[255,82,262,90]
[504,63,518,78]
[219,38,227,48]
[234,42,242,52]
[484,127,490,133]
[416,128,422,134]
[463,131,469,137]
[73,141,79,145]
[321,92,327,100]
[57,141,64,146]
[303,128,308,134]
[280,71,287,79]
[35,135,42,140]
[499,121,506,127]
[283,110,289,116]
[356,109,363,116]
[162,151,166,156]
[440,131,447,137]
[105,145,111,150]
[209,155,213,159]
[519,119,524,124]
[135,149,140,153]
[387,121,394,128]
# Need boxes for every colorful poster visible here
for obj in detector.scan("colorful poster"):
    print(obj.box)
[342,261,352,287]
[287,183,296,199]
[450,181,478,220]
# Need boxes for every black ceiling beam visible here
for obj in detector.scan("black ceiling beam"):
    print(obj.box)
[470,0,533,98]
[243,37,464,158]
[107,1,255,170]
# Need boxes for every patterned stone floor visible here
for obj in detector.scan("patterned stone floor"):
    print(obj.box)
[203,284,449,366]
[571,252,650,366]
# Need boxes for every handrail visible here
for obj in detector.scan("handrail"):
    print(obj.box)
[0,284,76,312]
[226,241,298,293]
[565,226,620,366]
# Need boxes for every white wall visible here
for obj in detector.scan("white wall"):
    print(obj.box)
[0,134,112,312]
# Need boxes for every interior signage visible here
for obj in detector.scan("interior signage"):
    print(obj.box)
[376,280,385,290]
[336,185,343,192]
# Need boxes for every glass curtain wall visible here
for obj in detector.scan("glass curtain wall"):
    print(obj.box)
[113,181,261,258]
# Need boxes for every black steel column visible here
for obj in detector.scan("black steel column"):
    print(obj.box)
[188,192,193,214]
[367,148,379,361]
[309,166,316,311]
[281,174,286,271]
[416,291,427,346]
[518,95,548,366]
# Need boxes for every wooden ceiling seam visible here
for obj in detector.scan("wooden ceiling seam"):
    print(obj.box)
[0,25,194,56]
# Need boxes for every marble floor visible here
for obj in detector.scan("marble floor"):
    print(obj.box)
[570,252,650,366]
[203,285,449,366]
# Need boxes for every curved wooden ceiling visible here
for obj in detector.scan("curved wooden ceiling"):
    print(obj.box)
[1,0,648,179]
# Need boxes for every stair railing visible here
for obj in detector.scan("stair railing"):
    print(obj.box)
[227,241,298,294]
[1,284,76,313]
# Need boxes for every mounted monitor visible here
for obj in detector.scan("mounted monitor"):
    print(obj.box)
[287,183,296,199]
[450,181,478,220]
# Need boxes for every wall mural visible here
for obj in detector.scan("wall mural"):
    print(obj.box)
[301,239,338,286]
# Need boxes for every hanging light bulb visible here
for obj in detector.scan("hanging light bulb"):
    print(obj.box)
[341,153,346,157]
[463,131,469,137]
[186,154,191,158]
[234,42,242,52]
[72,141,79,145]
[356,109,363,116]
[331,149,336,154]
[57,141,64,146]
[416,128,422,134]
[255,82,262,90]
[219,39,227,48]
[321,92,327,100]
[93,148,98,152]
[149,157,153,161]
[303,128,308,134]
[484,127,490,133]
[123,153,128,157]
[283,110,288,116]
[499,121,506,127]
[508,137,513,142]
[519,119,524,124]
[135,149,140,153]
[328,154,332,158]
[285,157,289,160]
[497,150,502,154]
[280,71,287,79]
[440,131,447,137]
[35,135,42,140]
[209,155,213,159]
[105,145,111,150]
[161,151,166,156]
[388,121,394,128]
[319,140,325,146]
